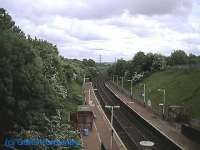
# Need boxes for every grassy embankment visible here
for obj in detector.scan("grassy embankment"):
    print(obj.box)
[117,68,200,118]
[66,81,83,111]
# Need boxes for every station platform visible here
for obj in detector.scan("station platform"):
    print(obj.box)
[82,82,126,150]
[105,81,200,150]
[81,123,101,150]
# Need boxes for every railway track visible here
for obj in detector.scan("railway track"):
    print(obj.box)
[93,77,181,150]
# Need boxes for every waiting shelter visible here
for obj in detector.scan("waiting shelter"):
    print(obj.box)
[70,105,94,132]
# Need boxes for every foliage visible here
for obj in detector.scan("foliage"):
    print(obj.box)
[115,59,127,76]
[14,110,81,150]
[188,53,199,64]
[0,8,96,149]
[168,50,188,65]
[43,109,81,150]
[82,59,95,67]
[108,50,200,81]
[108,52,167,79]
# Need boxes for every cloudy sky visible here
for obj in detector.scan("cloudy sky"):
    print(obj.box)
[1,0,200,62]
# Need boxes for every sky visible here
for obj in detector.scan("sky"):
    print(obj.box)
[1,0,200,62]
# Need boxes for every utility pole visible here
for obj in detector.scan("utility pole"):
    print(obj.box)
[105,105,120,150]
[99,54,102,64]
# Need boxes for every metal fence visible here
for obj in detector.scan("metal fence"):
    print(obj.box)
[168,63,200,70]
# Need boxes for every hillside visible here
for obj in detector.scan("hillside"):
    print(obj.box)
[122,68,200,118]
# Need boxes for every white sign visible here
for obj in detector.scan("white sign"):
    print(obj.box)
[147,99,151,107]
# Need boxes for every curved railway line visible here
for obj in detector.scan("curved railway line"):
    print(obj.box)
[93,77,181,150]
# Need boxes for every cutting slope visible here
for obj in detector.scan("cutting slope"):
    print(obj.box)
[123,68,200,118]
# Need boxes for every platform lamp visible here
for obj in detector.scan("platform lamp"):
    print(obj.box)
[158,88,166,119]
[105,105,120,150]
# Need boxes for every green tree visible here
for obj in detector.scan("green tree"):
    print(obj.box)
[131,51,146,73]
[82,58,95,67]
[143,53,154,71]
[188,53,199,64]
[152,54,166,71]
[169,50,188,65]
[0,9,85,147]
[115,59,127,76]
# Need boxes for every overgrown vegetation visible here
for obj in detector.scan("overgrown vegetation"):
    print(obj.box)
[108,50,200,79]
[0,8,97,149]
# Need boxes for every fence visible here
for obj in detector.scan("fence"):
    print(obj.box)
[110,81,162,117]
[168,63,200,70]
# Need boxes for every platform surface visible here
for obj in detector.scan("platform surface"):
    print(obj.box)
[82,82,123,150]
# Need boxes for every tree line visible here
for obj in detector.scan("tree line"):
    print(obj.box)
[108,50,200,79]
[0,8,96,149]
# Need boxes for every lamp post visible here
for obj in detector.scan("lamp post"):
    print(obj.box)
[158,89,166,119]
[112,75,118,85]
[88,89,91,102]
[143,84,146,105]
[82,74,89,103]
[139,83,146,105]
[120,76,124,88]
[83,74,89,86]
[105,105,120,150]
[127,78,133,96]
[116,75,119,85]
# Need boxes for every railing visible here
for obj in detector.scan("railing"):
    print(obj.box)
[105,83,182,150]
[91,81,127,150]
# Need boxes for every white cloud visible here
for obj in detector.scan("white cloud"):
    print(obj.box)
[1,0,200,62]
[1,0,192,19]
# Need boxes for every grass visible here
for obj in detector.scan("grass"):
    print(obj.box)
[64,80,83,112]
[69,81,83,99]
[117,68,200,119]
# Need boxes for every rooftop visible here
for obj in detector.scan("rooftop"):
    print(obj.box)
[78,105,92,112]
